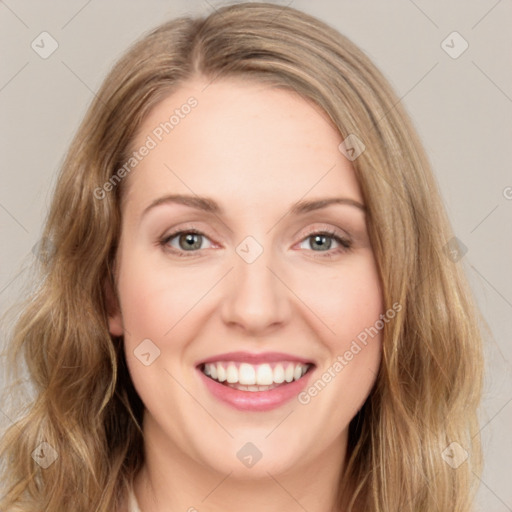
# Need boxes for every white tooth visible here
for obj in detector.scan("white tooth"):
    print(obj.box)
[247,385,259,391]
[239,363,256,385]
[256,363,274,385]
[217,364,227,382]
[301,364,308,376]
[209,364,217,380]
[203,364,211,376]
[273,364,285,383]
[226,364,238,383]
[284,363,294,383]
[293,365,303,380]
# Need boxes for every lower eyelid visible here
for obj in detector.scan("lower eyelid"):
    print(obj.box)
[161,230,352,255]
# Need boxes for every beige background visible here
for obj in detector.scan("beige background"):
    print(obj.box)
[1,1,511,509]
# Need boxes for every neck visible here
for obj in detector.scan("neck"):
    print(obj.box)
[133,412,348,512]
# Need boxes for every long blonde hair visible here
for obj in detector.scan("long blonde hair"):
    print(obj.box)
[0,3,485,511]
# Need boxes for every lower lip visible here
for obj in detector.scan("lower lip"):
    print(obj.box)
[197,366,315,411]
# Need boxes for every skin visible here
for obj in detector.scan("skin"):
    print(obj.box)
[108,77,383,512]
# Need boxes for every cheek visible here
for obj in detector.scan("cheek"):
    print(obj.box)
[296,257,383,424]
[116,248,207,339]
[296,253,383,344]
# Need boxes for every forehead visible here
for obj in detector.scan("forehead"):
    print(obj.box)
[121,78,363,216]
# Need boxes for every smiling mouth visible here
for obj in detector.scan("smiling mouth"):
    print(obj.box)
[198,361,315,392]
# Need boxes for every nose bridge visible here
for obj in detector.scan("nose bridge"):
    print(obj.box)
[221,233,289,332]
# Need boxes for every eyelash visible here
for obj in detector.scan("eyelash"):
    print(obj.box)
[159,227,353,259]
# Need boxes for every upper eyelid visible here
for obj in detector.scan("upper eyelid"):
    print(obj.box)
[162,225,351,246]
[161,229,352,262]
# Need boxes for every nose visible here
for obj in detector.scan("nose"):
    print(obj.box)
[220,242,291,335]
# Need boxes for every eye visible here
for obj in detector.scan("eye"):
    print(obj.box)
[298,229,352,258]
[160,228,213,257]
[159,227,353,258]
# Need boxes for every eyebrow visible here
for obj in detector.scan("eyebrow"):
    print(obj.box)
[141,193,366,218]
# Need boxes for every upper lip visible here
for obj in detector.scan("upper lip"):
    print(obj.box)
[196,351,315,366]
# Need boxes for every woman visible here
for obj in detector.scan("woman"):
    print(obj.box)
[0,3,485,511]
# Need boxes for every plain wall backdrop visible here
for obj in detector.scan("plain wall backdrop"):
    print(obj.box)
[1,1,511,509]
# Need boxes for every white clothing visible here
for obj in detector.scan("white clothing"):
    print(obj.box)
[128,484,142,512]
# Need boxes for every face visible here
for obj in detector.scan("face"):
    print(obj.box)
[108,77,383,479]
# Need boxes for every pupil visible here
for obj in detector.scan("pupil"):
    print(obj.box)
[182,233,201,250]
[312,235,330,251]
[178,233,332,252]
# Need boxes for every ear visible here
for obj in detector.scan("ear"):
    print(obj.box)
[104,274,124,336]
